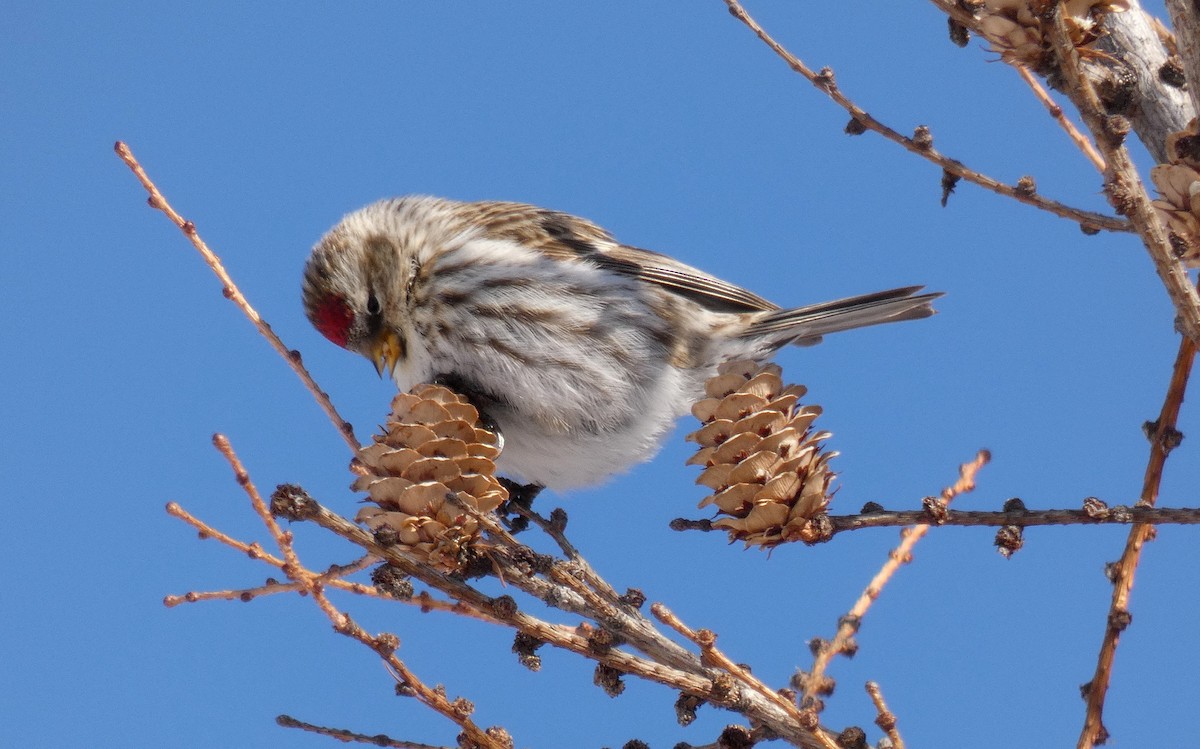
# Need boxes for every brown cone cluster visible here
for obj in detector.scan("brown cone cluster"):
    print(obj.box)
[354,384,508,573]
[687,360,837,548]
[976,0,1128,71]
[1151,120,1200,267]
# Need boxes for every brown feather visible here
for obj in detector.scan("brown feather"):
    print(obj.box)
[467,200,779,314]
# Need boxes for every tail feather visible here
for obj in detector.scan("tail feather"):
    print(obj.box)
[743,286,941,346]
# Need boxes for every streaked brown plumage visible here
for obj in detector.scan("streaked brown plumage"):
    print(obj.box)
[303,196,939,489]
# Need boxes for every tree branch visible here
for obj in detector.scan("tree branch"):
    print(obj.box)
[865,681,905,749]
[1164,0,1200,120]
[277,714,448,749]
[113,142,361,454]
[274,487,840,749]
[1045,8,1200,344]
[1094,0,1194,162]
[1078,323,1196,749]
[1014,64,1106,171]
[821,503,1200,533]
[213,437,508,749]
[722,0,1132,232]
[799,452,990,711]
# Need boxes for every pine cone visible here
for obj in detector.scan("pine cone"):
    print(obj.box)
[1152,119,1200,267]
[354,384,508,573]
[976,1,1129,71]
[687,360,837,548]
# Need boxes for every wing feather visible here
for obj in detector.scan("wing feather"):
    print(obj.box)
[469,200,778,313]
[745,287,941,344]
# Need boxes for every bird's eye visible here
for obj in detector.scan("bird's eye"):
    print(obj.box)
[366,293,381,316]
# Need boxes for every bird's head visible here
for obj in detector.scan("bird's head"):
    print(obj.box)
[302,207,412,378]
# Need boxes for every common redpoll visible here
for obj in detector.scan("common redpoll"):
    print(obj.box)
[303,197,939,490]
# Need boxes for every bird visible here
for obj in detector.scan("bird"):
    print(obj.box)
[302,196,939,491]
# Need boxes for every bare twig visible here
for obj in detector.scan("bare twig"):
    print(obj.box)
[721,0,1131,232]
[823,504,1200,533]
[1078,330,1196,749]
[166,500,286,567]
[865,681,905,749]
[212,436,508,749]
[163,555,378,606]
[454,497,625,621]
[801,451,990,709]
[113,142,361,453]
[1163,0,1200,123]
[432,492,773,704]
[166,502,419,605]
[1094,2,1195,162]
[167,497,538,616]
[501,503,646,628]
[1015,64,1106,171]
[276,715,448,748]
[285,494,713,683]
[675,503,1200,536]
[650,603,815,733]
[277,485,838,748]
[212,434,305,571]
[1017,18,1200,739]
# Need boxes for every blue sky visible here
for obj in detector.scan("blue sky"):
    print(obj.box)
[3,3,1197,747]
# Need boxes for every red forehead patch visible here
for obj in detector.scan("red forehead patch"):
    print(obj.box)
[312,295,354,348]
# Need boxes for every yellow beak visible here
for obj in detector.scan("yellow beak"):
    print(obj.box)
[370,329,403,379]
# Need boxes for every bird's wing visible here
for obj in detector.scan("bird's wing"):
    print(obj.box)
[469,200,779,314]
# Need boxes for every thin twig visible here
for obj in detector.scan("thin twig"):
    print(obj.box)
[213,436,508,749]
[166,500,286,567]
[510,504,581,558]
[865,681,905,749]
[113,142,361,453]
[212,434,307,572]
[802,451,990,709]
[1078,330,1196,749]
[721,0,1131,232]
[164,555,379,607]
[824,504,1200,532]
[278,486,835,749]
[167,496,536,620]
[166,502,414,605]
[650,604,814,732]
[674,503,1200,535]
[276,715,447,748]
[506,503,639,618]
[1015,65,1106,171]
[311,583,510,749]
[432,492,744,691]
[287,493,712,683]
[454,497,624,621]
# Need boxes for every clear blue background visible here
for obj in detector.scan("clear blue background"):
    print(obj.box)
[3,3,1197,747]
